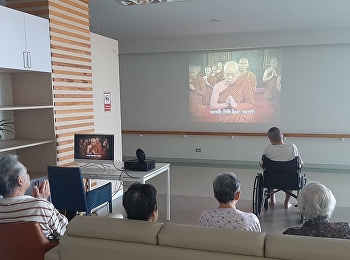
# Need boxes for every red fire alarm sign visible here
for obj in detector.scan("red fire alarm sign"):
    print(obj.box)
[104,92,111,112]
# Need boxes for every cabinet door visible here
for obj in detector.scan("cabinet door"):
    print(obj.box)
[0,6,26,70]
[24,13,52,73]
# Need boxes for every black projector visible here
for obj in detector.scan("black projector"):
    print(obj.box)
[124,159,156,171]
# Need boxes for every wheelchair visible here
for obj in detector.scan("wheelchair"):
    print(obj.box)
[252,155,306,222]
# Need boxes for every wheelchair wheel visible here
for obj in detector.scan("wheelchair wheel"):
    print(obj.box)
[252,173,264,217]
[263,189,269,210]
[297,174,307,223]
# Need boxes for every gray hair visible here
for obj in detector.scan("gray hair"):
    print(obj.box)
[297,182,336,220]
[267,127,282,143]
[213,172,240,204]
[0,155,27,197]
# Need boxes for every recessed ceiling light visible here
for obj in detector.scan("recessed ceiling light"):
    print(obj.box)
[210,19,221,23]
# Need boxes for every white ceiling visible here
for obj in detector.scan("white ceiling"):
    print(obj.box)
[1,0,349,41]
[89,0,350,41]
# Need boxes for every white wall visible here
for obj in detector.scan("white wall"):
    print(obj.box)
[119,30,350,169]
[91,33,122,162]
[90,33,123,196]
[119,28,350,54]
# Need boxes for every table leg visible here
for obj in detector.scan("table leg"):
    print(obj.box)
[166,167,170,221]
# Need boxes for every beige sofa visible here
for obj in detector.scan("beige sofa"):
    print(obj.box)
[45,216,350,260]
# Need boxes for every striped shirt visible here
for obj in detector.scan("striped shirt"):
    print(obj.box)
[0,195,68,239]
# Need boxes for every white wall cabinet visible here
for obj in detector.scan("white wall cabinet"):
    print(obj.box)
[0,5,51,72]
[0,6,56,178]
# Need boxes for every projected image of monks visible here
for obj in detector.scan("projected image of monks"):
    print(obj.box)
[189,64,206,118]
[263,58,281,100]
[189,49,282,123]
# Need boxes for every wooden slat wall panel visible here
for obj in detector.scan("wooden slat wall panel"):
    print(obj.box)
[7,0,94,166]
[50,0,93,166]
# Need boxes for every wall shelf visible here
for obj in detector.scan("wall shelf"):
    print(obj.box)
[0,105,53,111]
[0,139,55,153]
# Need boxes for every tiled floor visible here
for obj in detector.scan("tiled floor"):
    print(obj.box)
[96,163,350,234]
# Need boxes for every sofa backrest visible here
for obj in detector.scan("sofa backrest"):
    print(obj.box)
[64,215,163,244]
[158,222,266,258]
[265,233,350,260]
[58,216,164,260]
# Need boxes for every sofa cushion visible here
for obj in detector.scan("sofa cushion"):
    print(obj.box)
[58,236,265,260]
[44,245,59,260]
[59,237,160,260]
[158,223,266,257]
[66,216,163,244]
[265,233,350,260]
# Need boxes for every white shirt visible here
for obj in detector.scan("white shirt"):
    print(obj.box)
[261,143,303,164]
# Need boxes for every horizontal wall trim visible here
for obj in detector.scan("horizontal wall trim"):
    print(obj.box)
[50,1,89,20]
[57,139,74,147]
[55,122,94,130]
[54,93,93,98]
[56,129,94,139]
[51,53,91,63]
[50,19,89,34]
[122,130,350,139]
[54,108,94,114]
[49,10,89,27]
[57,154,74,162]
[55,115,94,122]
[52,69,92,77]
[57,146,74,154]
[52,61,91,70]
[53,85,93,91]
[50,27,90,41]
[54,101,93,106]
[59,0,89,12]
[51,44,91,55]
[53,77,92,84]
[122,156,350,172]
[51,36,91,48]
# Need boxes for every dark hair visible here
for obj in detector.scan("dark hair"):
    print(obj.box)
[0,155,26,197]
[267,127,282,143]
[213,172,240,203]
[122,183,157,221]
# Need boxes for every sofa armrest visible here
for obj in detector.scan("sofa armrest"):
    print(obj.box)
[45,245,60,260]
[266,234,350,260]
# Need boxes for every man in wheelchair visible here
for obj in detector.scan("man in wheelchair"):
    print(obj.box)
[259,127,303,209]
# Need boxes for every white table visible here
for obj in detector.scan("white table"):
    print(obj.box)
[80,163,171,220]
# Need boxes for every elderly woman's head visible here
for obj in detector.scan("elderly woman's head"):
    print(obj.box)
[213,172,241,203]
[298,182,336,220]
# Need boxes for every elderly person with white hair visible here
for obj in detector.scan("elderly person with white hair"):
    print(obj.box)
[0,154,68,239]
[199,172,261,232]
[283,181,350,239]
